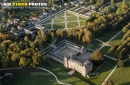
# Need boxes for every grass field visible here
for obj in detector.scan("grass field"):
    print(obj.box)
[47,57,116,85]
[67,22,79,28]
[40,12,85,29]
[108,60,130,85]
[109,33,124,46]
[53,23,65,29]
[54,17,65,22]
[41,24,51,28]
[67,16,77,21]
[100,46,111,55]
[99,31,120,42]
[1,62,89,85]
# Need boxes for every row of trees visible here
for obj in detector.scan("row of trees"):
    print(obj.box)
[56,27,94,43]
[0,32,45,68]
[108,29,130,60]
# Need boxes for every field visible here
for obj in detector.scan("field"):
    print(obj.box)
[47,57,116,85]
[108,60,130,85]
[99,31,120,42]
[1,62,89,85]
[109,33,124,46]
[40,12,86,29]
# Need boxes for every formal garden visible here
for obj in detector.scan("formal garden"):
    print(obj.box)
[0,0,130,85]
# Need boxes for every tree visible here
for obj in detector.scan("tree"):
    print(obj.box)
[110,0,114,5]
[103,80,113,85]
[20,21,26,27]
[122,0,126,8]
[24,36,29,42]
[19,57,30,67]
[0,24,3,31]
[117,59,124,67]
[40,29,48,42]
[82,30,94,43]
[103,7,111,14]
[2,17,6,23]
[89,0,94,10]
[91,50,104,66]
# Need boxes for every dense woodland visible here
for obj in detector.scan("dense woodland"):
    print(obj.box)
[0,29,54,68]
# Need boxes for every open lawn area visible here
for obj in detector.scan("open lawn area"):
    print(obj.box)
[42,19,52,24]
[67,22,78,28]
[40,12,85,29]
[53,23,65,29]
[54,17,64,23]
[91,40,102,50]
[99,30,120,42]
[41,24,51,28]
[100,46,111,55]
[47,57,116,85]
[67,16,77,21]
[0,62,88,85]
[109,33,124,46]
[108,60,130,85]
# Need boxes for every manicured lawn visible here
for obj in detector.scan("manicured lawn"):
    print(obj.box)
[79,17,86,20]
[1,69,56,85]
[67,16,77,21]
[109,33,124,46]
[1,63,88,85]
[66,12,74,16]
[57,13,64,17]
[108,60,130,85]
[91,40,102,50]
[80,21,85,26]
[67,22,78,28]
[41,24,51,29]
[100,46,111,55]
[47,55,116,85]
[53,23,65,29]
[86,40,102,50]
[42,19,52,24]
[54,17,64,23]
[99,30,120,42]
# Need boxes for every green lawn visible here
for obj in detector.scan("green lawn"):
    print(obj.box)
[66,12,74,16]
[41,24,51,28]
[54,17,64,23]
[57,13,64,17]
[53,23,65,29]
[99,31,120,42]
[47,56,116,85]
[67,16,77,21]
[79,17,86,20]
[109,33,124,46]
[80,21,85,26]
[67,22,78,28]
[91,40,102,50]
[100,46,111,55]
[1,63,88,85]
[108,60,130,85]
[42,19,52,24]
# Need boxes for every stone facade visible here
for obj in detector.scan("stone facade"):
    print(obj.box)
[47,40,93,76]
